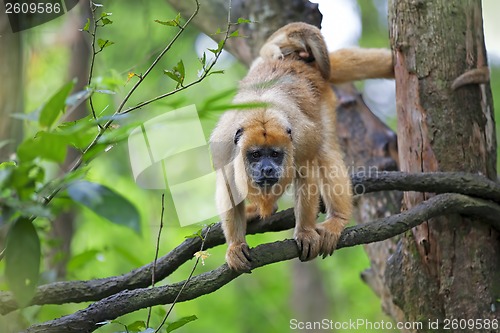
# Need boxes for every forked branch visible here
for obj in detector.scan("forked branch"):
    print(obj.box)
[22,192,500,333]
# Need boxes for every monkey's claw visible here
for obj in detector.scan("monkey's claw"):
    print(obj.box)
[294,228,321,261]
[316,220,343,259]
[226,242,252,273]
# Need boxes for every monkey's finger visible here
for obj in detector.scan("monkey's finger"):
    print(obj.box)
[230,254,252,273]
[295,239,307,261]
[241,244,252,262]
[320,233,338,259]
[303,243,312,261]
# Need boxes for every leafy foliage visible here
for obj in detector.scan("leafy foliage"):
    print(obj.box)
[67,181,141,234]
[5,218,41,307]
[154,13,182,27]
[39,80,75,129]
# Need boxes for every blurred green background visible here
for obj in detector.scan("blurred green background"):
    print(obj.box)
[1,0,498,332]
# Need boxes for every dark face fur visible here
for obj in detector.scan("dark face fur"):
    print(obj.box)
[245,146,285,187]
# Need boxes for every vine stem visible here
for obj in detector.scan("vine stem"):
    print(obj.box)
[154,225,213,333]
[146,193,166,328]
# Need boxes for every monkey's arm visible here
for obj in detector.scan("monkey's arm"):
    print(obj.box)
[215,170,252,273]
[329,48,394,84]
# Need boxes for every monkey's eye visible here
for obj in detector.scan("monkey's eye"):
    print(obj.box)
[271,151,279,158]
[251,151,261,159]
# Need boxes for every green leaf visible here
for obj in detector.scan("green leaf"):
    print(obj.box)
[5,218,41,307]
[113,245,143,267]
[154,13,181,27]
[184,228,203,240]
[67,249,100,272]
[67,181,141,234]
[101,17,113,26]
[199,52,206,66]
[176,60,185,79]
[0,161,15,188]
[17,131,67,163]
[166,315,198,333]
[95,89,116,95]
[237,18,252,24]
[208,70,225,76]
[39,80,75,129]
[164,70,182,84]
[154,19,176,26]
[164,60,185,88]
[7,162,45,200]
[230,30,240,37]
[65,89,91,107]
[53,117,98,150]
[97,39,115,50]
[82,18,90,31]
[127,321,146,332]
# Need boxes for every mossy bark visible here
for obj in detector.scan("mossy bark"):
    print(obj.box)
[388,0,499,330]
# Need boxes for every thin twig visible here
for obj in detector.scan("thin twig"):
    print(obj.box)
[87,1,103,128]
[155,225,212,333]
[146,194,166,328]
[41,0,202,206]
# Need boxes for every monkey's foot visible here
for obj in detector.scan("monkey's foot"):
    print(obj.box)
[294,228,321,261]
[226,242,252,273]
[316,218,345,258]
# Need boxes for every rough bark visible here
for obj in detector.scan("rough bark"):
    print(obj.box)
[389,0,499,330]
[2,171,499,316]
[166,0,322,65]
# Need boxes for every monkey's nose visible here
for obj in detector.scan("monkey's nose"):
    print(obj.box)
[261,166,274,177]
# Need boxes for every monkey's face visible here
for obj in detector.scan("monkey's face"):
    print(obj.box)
[233,120,294,196]
[245,146,285,188]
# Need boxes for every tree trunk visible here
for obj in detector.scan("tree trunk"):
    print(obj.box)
[48,1,91,279]
[388,0,499,330]
[0,11,23,161]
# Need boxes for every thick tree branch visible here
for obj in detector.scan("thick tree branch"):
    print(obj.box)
[352,171,500,202]
[23,193,500,333]
[1,172,499,315]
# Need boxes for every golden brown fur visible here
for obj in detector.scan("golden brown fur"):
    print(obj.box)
[210,22,394,272]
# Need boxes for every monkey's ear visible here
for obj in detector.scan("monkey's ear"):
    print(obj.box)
[234,128,244,144]
[286,127,292,140]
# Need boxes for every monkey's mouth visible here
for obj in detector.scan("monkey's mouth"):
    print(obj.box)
[255,177,279,187]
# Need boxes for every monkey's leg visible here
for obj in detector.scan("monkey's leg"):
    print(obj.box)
[317,149,353,258]
[293,161,322,261]
[221,201,252,272]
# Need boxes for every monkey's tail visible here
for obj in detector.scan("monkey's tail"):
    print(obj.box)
[328,48,394,84]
